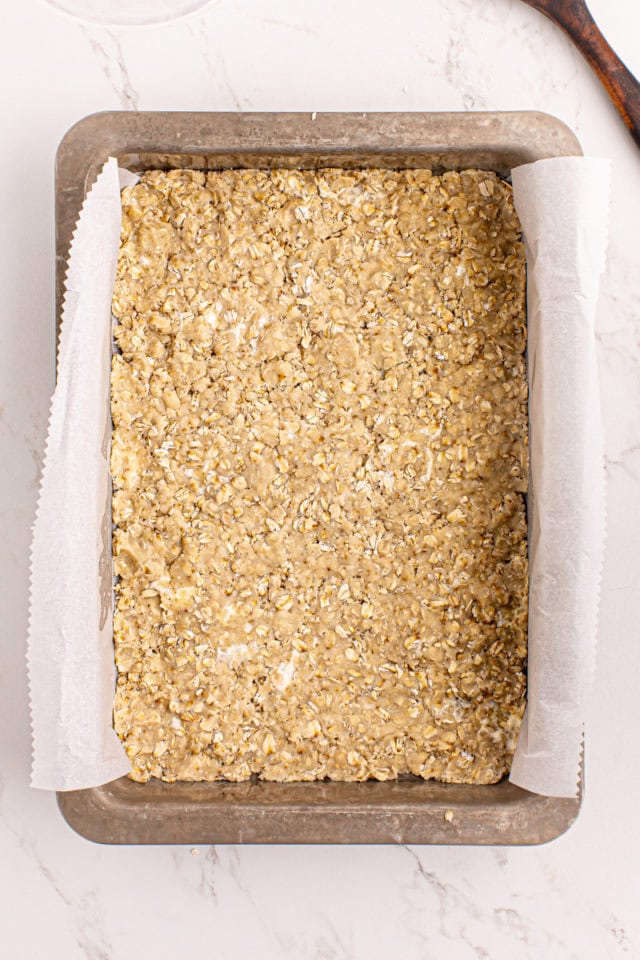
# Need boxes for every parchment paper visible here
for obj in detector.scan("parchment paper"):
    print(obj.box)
[28,158,130,790]
[28,155,609,796]
[509,157,609,797]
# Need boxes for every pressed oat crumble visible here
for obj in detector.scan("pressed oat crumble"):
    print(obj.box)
[111,167,528,784]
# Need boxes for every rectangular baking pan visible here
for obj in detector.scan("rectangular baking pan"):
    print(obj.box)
[55,111,581,845]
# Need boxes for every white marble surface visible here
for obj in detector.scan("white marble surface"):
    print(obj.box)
[2,1,639,956]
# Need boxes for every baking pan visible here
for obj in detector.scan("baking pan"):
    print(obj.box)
[55,111,581,844]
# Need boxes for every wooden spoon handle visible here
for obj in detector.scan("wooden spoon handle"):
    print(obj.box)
[531,0,640,147]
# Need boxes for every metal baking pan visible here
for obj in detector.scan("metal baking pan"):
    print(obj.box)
[55,111,581,845]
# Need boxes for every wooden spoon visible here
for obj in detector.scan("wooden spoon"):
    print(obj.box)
[521,0,640,147]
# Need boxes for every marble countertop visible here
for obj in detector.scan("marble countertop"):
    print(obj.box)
[2,1,639,957]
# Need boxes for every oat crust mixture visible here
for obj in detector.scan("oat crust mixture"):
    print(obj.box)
[111,167,528,784]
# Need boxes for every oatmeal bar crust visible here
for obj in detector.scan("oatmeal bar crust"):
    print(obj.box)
[111,167,528,783]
